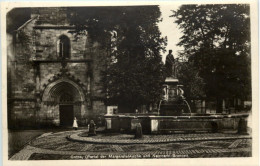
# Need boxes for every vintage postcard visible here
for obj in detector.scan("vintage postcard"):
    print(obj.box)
[1,1,258,166]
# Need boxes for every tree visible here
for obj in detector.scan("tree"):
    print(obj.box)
[177,61,205,99]
[69,6,167,112]
[172,4,251,112]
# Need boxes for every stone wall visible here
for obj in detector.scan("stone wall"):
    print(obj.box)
[92,100,106,117]
[8,8,107,128]
[13,18,36,98]
[10,100,36,128]
[8,17,37,128]
[34,29,87,60]
[32,7,71,25]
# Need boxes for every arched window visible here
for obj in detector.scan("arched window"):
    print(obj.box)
[57,35,70,59]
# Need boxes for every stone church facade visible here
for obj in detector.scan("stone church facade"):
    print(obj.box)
[7,8,107,128]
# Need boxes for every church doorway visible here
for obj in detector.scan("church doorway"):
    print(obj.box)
[41,78,86,127]
[59,105,74,126]
[59,93,74,126]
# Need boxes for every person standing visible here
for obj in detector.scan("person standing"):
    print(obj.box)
[73,117,78,130]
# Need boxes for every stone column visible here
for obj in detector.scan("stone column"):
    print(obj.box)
[238,118,248,134]
[80,103,86,125]
[222,100,226,112]
[150,117,159,134]
[87,77,91,94]
[202,100,206,114]
[34,63,41,93]
[53,104,59,126]
[105,118,112,129]
[86,61,92,94]
[86,61,92,108]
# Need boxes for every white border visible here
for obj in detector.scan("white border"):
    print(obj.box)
[1,1,258,166]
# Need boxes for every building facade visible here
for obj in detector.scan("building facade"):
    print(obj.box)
[7,8,107,128]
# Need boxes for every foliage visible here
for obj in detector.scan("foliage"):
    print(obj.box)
[172,4,250,55]
[177,61,205,99]
[172,4,251,103]
[69,6,167,111]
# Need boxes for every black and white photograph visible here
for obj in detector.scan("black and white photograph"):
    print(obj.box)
[1,1,258,165]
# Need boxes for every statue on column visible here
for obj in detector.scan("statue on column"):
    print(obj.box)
[165,50,175,77]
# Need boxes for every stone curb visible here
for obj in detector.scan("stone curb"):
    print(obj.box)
[67,133,252,145]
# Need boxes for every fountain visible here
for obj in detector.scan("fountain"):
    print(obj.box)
[183,99,192,116]
[157,100,162,116]
[104,52,249,135]
[104,74,248,135]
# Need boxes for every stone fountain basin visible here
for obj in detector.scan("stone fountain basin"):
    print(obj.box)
[104,113,249,134]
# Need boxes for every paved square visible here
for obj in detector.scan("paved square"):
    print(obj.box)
[10,130,252,160]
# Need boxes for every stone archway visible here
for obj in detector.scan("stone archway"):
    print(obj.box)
[40,78,86,126]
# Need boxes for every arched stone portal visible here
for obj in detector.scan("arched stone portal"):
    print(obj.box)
[40,78,86,126]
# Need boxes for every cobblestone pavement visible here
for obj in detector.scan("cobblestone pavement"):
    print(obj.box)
[10,130,252,160]
[69,132,251,144]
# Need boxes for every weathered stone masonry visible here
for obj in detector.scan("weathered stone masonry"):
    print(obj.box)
[8,8,107,128]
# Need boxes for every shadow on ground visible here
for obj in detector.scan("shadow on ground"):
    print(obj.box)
[8,128,83,158]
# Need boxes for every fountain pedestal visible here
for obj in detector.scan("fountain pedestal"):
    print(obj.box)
[163,77,179,102]
[160,77,187,116]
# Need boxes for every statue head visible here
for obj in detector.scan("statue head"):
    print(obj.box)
[169,50,172,54]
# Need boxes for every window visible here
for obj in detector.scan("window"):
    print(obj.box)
[57,35,70,59]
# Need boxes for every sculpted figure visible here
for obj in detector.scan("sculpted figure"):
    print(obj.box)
[88,120,97,136]
[165,50,175,77]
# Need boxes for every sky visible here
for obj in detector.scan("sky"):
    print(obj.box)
[158,5,183,63]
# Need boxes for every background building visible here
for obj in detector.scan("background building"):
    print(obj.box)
[7,8,107,128]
